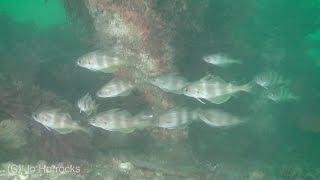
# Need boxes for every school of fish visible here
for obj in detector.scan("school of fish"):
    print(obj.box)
[32,51,298,135]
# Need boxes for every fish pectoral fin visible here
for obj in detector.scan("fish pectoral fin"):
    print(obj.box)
[201,74,226,83]
[216,63,230,68]
[48,108,62,114]
[43,125,53,132]
[166,89,183,94]
[208,95,231,104]
[198,115,213,126]
[108,108,122,113]
[196,98,206,104]
[78,127,93,136]
[54,128,73,134]
[100,68,113,73]
[213,76,226,83]
[119,128,136,134]
[119,89,132,97]
[201,74,216,81]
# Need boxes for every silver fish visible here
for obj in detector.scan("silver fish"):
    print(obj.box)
[255,71,289,89]
[157,107,198,129]
[133,111,155,122]
[76,50,127,73]
[203,53,242,67]
[77,93,98,115]
[183,74,251,104]
[32,108,88,134]
[89,109,154,133]
[149,73,188,94]
[267,86,299,102]
[198,109,244,127]
[96,78,134,98]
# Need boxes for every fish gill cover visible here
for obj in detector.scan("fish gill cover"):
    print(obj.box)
[1,0,320,179]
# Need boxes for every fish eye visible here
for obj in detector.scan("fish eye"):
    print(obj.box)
[32,114,38,119]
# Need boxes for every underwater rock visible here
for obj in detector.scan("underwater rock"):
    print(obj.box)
[0,119,27,149]
[84,0,178,110]
[90,148,216,180]
[0,161,86,180]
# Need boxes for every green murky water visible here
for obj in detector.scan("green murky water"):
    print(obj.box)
[1,0,320,179]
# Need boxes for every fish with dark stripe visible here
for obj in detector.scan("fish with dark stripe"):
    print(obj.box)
[198,108,245,127]
[183,74,251,104]
[157,107,198,129]
[255,71,289,89]
[96,78,134,98]
[267,86,299,102]
[89,109,155,133]
[77,50,127,73]
[203,53,242,67]
[149,73,188,94]
[32,108,89,134]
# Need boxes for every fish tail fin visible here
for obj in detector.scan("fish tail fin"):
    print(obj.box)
[291,94,300,101]
[240,82,253,93]
[193,108,202,121]
[119,128,136,134]
[235,60,243,64]
[79,126,94,136]
[92,104,99,115]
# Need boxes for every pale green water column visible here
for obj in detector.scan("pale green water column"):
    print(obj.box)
[0,0,66,28]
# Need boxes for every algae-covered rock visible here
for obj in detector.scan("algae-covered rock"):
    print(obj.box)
[0,119,27,149]
[0,161,87,180]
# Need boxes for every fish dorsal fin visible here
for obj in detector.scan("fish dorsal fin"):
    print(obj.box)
[54,128,73,134]
[169,89,184,94]
[44,108,61,114]
[100,68,114,73]
[108,109,132,118]
[200,74,215,81]
[92,104,99,115]
[118,110,132,117]
[196,98,206,104]
[119,89,133,97]
[207,95,231,104]
[119,128,136,133]
[200,74,225,83]
[212,76,226,83]
[64,113,73,120]
[109,77,122,83]
[84,92,91,98]
[135,111,154,120]
[43,125,53,132]
[207,75,226,83]
[107,108,122,114]
[97,108,120,117]
[93,49,107,55]
[76,126,92,136]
